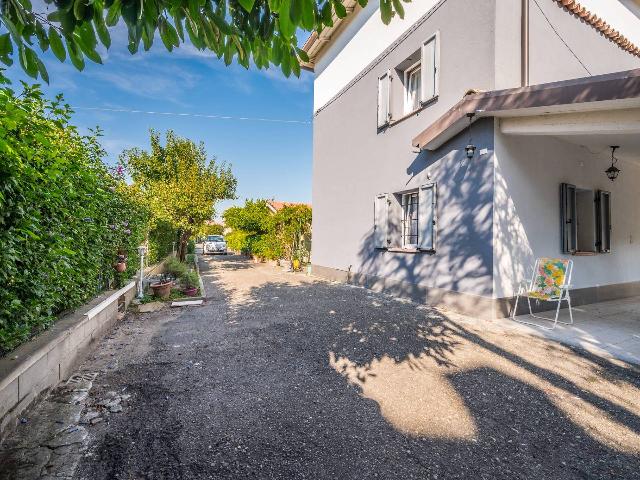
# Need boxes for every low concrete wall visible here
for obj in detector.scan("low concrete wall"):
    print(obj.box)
[0,281,136,439]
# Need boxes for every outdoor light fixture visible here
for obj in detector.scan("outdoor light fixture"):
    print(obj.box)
[605,145,621,181]
[465,112,476,159]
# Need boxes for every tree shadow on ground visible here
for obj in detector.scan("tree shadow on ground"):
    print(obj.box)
[209,257,640,477]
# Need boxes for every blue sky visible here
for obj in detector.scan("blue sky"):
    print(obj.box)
[5,23,314,220]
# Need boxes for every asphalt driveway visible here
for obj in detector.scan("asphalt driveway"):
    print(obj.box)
[67,254,640,479]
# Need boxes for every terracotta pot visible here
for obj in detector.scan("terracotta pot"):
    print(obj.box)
[114,262,127,273]
[151,281,172,299]
[183,287,198,297]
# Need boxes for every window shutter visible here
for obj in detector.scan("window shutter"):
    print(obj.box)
[596,190,612,253]
[560,183,577,254]
[374,194,390,249]
[420,33,439,103]
[377,70,391,128]
[418,183,437,251]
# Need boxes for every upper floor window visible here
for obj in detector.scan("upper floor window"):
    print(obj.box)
[404,62,422,114]
[377,70,391,128]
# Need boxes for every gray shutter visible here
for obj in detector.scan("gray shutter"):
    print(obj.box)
[420,34,438,102]
[377,71,391,128]
[374,194,389,249]
[418,183,437,251]
[596,190,612,253]
[560,183,577,254]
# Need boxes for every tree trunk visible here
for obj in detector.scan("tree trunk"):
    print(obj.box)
[178,231,190,262]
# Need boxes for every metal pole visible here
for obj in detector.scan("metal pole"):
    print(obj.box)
[137,246,145,299]
[521,0,530,87]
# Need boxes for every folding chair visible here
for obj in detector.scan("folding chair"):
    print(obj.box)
[511,258,574,330]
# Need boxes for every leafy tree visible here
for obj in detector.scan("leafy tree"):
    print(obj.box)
[272,204,311,263]
[120,129,236,261]
[200,222,225,236]
[0,0,410,82]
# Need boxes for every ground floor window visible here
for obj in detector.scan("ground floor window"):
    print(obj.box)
[402,192,419,247]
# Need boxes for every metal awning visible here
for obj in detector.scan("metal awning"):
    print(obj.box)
[412,68,640,151]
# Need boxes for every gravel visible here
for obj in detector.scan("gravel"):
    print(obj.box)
[72,254,640,480]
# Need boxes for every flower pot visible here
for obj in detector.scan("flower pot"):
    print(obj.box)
[183,287,198,297]
[151,281,172,299]
[292,259,301,271]
[114,262,127,273]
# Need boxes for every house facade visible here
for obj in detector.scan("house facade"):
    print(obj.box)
[305,0,640,317]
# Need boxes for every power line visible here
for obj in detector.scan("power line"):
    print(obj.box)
[73,106,312,125]
[532,0,592,76]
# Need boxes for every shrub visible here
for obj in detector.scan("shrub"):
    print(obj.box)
[186,254,196,265]
[187,240,196,254]
[0,85,149,355]
[181,270,199,289]
[164,257,187,279]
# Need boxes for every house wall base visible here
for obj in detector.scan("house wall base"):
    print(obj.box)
[312,264,497,319]
[313,265,640,320]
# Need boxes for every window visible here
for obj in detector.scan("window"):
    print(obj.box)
[404,61,422,114]
[377,71,391,128]
[374,183,437,252]
[560,183,612,254]
[420,33,439,103]
[402,192,419,247]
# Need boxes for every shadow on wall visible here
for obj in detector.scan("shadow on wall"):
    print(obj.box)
[207,263,640,477]
[356,121,495,306]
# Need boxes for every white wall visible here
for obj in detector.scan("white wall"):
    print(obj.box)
[313,1,441,112]
[493,124,640,298]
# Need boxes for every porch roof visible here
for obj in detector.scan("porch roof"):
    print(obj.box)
[412,68,640,151]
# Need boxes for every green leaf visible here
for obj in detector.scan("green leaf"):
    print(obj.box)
[73,0,86,21]
[236,0,256,12]
[48,28,66,61]
[391,0,405,19]
[333,0,346,18]
[289,0,301,25]
[296,47,309,63]
[320,1,333,26]
[35,22,49,51]
[106,0,121,26]
[380,0,393,25]
[65,37,85,70]
[36,58,49,83]
[94,8,112,48]
[278,0,294,39]
[18,45,38,78]
[0,34,13,56]
[300,0,315,30]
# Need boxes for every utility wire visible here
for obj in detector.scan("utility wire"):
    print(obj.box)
[532,0,592,76]
[74,107,312,125]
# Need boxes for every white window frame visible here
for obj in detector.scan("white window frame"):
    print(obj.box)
[377,70,392,128]
[420,31,440,104]
[403,60,422,115]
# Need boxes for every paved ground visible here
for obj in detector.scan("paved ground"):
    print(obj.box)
[4,254,640,479]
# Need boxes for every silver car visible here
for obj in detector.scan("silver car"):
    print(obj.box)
[204,235,227,255]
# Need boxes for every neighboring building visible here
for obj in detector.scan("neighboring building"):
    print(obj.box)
[266,200,312,215]
[305,0,640,318]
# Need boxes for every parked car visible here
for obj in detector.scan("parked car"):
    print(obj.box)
[204,235,227,255]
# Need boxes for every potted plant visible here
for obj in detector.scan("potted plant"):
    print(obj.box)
[151,273,172,299]
[181,270,199,297]
[114,253,127,272]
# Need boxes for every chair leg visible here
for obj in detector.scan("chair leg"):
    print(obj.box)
[511,293,520,320]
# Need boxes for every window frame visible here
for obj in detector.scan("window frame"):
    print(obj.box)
[401,191,419,248]
[403,60,422,115]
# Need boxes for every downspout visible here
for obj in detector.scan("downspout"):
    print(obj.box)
[521,0,530,87]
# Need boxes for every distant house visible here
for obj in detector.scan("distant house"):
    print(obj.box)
[266,200,312,215]
[304,0,640,318]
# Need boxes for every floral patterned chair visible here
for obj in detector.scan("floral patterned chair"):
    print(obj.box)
[511,258,574,330]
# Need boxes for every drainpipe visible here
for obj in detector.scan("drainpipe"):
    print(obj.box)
[521,0,530,87]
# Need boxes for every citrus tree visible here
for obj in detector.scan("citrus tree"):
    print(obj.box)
[0,0,410,82]
[120,129,236,261]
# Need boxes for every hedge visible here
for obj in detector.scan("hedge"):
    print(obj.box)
[0,84,153,355]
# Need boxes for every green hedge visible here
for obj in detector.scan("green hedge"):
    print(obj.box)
[0,85,150,355]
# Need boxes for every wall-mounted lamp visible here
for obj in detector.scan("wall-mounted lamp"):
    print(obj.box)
[465,112,476,159]
[605,145,621,181]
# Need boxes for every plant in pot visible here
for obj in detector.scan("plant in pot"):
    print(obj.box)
[150,273,172,299]
[114,253,127,273]
[181,270,199,297]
